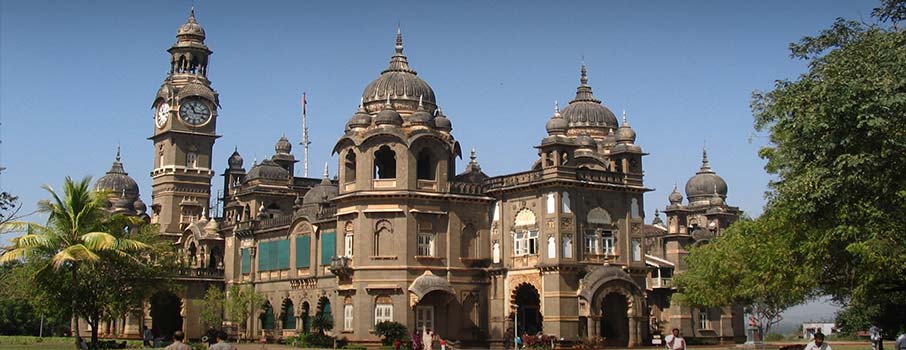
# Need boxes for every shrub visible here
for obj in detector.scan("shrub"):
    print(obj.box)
[374,321,409,345]
[766,333,786,341]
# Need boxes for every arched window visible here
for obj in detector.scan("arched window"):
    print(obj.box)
[344,151,357,183]
[547,235,556,258]
[374,296,393,324]
[282,299,296,330]
[562,235,573,258]
[343,297,354,331]
[416,149,436,180]
[186,152,197,168]
[461,224,478,258]
[374,146,396,179]
[546,193,556,214]
[374,220,392,256]
[492,241,501,263]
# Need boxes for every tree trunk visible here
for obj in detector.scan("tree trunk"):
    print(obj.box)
[72,268,81,350]
[90,316,99,347]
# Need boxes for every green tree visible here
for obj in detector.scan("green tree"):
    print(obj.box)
[374,321,408,346]
[198,285,225,330]
[311,311,334,335]
[749,0,906,334]
[224,285,265,342]
[0,177,169,348]
[675,215,812,336]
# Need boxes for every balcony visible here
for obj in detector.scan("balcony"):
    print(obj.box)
[649,277,673,289]
[417,179,437,190]
[174,267,224,279]
[373,179,396,189]
[329,256,353,277]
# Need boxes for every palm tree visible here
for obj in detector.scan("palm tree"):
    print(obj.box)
[0,176,151,348]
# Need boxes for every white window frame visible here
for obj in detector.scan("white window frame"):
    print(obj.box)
[417,232,435,257]
[602,231,615,256]
[585,233,599,255]
[187,152,197,168]
[514,232,525,256]
[632,239,642,261]
[563,235,573,258]
[527,231,539,255]
[699,308,709,330]
[344,233,354,257]
[344,304,354,331]
[547,235,556,259]
[374,303,393,324]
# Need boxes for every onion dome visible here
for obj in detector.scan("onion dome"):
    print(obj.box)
[576,133,596,149]
[616,110,637,143]
[95,146,140,199]
[410,95,434,127]
[560,64,618,131]
[228,147,244,169]
[176,7,206,41]
[347,98,372,130]
[133,198,147,214]
[668,184,684,205]
[113,195,133,213]
[709,193,725,207]
[375,96,404,126]
[303,165,339,205]
[246,159,291,181]
[685,148,728,202]
[361,28,436,113]
[275,135,292,155]
[545,100,568,135]
[434,107,452,131]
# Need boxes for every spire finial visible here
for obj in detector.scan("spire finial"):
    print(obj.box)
[554,100,560,114]
[385,93,392,107]
[115,144,121,162]
[470,148,477,163]
[580,63,588,85]
[188,6,196,22]
[359,97,365,109]
[395,25,403,54]
[323,162,329,178]
[418,95,424,109]
[622,110,629,126]
[701,143,712,171]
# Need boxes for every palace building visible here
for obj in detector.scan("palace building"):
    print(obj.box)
[89,10,744,347]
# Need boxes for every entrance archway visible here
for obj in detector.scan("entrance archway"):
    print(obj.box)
[282,299,296,330]
[260,301,275,330]
[301,302,311,334]
[601,293,629,346]
[513,284,542,335]
[150,292,183,340]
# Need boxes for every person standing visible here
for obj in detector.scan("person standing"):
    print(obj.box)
[208,330,237,350]
[870,326,884,350]
[142,326,153,348]
[894,333,906,350]
[422,329,434,350]
[805,332,832,350]
[164,331,191,350]
[667,328,686,350]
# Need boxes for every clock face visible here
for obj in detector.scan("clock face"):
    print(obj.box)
[179,99,211,126]
[156,103,170,128]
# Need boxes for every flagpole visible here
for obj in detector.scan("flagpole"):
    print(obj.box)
[301,92,310,177]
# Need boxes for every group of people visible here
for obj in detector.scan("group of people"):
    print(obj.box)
[140,328,236,350]
[419,329,449,350]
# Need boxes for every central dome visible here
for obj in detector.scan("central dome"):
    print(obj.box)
[362,29,437,114]
[560,64,618,132]
[685,149,728,202]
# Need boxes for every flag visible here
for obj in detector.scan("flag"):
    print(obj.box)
[302,92,307,116]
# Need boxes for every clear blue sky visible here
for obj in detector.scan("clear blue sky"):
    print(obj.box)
[0,0,879,326]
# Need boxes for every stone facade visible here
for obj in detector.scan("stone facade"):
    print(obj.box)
[88,10,745,347]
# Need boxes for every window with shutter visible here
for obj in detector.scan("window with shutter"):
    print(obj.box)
[296,235,311,268]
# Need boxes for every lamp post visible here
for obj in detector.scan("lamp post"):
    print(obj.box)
[514,304,519,350]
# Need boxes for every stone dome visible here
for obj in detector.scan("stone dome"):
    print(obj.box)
[133,198,147,214]
[95,149,139,199]
[434,107,451,131]
[576,134,596,149]
[176,8,205,40]
[246,159,291,181]
[668,185,684,205]
[204,217,220,232]
[347,103,372,129]
[362,29,437,113]
[685,149,728,202]
[545,102,568,135]
[375,99,403,126]
[275,136,292,155]
[409,97,434,127]
[560,64,618,130]
[616,112,636,143]
[228,148,244,169]
[303,174,338,205]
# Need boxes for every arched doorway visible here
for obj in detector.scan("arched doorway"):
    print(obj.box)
[282,299,296,331]
[601,293,629,346]
[314,297,331,334]
[260,301,275,331]
[301,302,311,334]
[513,284,542,335]
[150,292,183,340]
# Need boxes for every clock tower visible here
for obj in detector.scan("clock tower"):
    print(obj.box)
[150,8,220,238]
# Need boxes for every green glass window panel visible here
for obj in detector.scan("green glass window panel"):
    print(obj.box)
[277,239,290,270]
[240,248,251,274]
[296,236,311,268]
[257,242,268,271]
[321,231,336,265]
[283,303,296,329]
[261,303,275,330]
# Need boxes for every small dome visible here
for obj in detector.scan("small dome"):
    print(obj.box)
[434,108,452,131]
[347,103,372,129]
[409,96,434,127]
[275,136,292,155]
[228,148,244,169]
[303,174,338,205]
[616,112,636,143]
[709,195,725,207]
[685,149,728,202]
[133,199,147,214]
[576,134,596,149]
[95,149,140,199]
[361,29,437,113]
[176,8,206,40]
[668,185,684,205]
[246,159,291,181]
[204,218,220,232]
[176,81,217,104]
[375,99,403,126]
[546,102,568,135]
[113,196,133,211]
[560,64,618,130]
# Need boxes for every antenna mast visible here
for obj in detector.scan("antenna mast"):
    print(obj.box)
[301,92,311,177]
